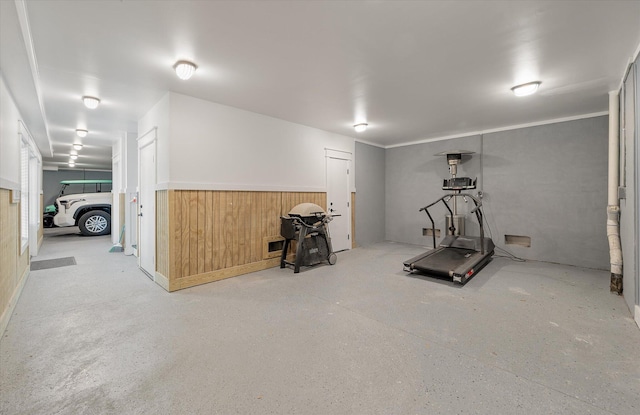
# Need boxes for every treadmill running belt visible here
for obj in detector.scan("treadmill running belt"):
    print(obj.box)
[412,248,476,275]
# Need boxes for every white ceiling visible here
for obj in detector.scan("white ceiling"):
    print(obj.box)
[2,1,640,170]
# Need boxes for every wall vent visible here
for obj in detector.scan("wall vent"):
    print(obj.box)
[268,239,284,253]
[505,234,531,247]
[263,236,286,259]
[423,228,441,237]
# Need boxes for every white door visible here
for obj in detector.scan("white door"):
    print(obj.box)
[327,156,351,252]
[138,136,156,278]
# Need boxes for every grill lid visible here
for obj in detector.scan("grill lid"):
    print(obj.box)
[288,203,326,217]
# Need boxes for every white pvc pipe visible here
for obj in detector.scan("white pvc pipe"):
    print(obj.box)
[608,91,620,205]
[607,90,623,293]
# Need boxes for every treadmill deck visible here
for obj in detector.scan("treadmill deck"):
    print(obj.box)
[404,247,493,284]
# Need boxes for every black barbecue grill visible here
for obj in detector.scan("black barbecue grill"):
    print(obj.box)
[280,203,337,273]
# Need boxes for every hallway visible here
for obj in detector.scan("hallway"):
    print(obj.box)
[1,231,639,414]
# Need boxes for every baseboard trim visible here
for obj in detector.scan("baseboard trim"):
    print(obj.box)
[174,258,282,291]
[154,271,170,292]
[0,267,30,336]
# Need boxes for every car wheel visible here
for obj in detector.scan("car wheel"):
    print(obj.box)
[43,214,55,228]
[78,210,111,236]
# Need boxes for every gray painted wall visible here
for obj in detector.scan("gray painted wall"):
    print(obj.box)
[43,169,112,208]
[386,135,482,248]
[385,116,610,270]
[636,59,640,313]
[354,142,386,246]
[483,117,609,270]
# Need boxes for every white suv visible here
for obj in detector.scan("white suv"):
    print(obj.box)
[44,180,112,236]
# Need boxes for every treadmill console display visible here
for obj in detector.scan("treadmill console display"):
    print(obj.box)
[442,177,477,190]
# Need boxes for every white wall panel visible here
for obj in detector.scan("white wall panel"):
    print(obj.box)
[165,93,354,191]
[0,77,21,189]
[138,92,170,186]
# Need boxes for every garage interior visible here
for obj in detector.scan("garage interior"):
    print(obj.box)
[1,1,640,414]
[2,229,639,414]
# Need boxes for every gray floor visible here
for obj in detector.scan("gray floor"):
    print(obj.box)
[1,229,639,415]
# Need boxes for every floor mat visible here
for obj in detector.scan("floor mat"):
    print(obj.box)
[30,256,77,271]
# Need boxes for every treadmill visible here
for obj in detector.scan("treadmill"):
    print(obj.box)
[403,151,494,284]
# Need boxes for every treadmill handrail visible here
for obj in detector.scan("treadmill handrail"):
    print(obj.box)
[419,193,482,209]
[418,193,486,254]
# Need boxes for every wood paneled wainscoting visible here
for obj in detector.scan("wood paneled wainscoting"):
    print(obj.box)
[1,189,30,334]
[156,190,327,291]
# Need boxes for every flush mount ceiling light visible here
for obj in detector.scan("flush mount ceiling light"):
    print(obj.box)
[173,60,197,80]
[73,143,83,151]
[511,81,541,97]
[82,96,101,109]
[68,161,76,167]
[354,123,368,133]
[76,129,88,138]
[70,155,78,160]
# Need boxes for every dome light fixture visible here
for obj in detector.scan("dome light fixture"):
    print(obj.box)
[73,143,83,151]
[76,129,88,138]
[70,154,78,160]
[353,123,368,133]
[511,81,541,97]
[173,60,197,80]
[82,96,101,109]
[68,161,76,167]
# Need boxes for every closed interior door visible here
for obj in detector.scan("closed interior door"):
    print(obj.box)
[138,140,155,277]
[327,156,351,252]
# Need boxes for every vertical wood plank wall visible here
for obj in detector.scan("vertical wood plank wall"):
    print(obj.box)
[1,189,30,333]
[156,190,170,281]
[156,190,327,291]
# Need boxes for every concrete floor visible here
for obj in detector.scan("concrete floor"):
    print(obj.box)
[1,229,639,415]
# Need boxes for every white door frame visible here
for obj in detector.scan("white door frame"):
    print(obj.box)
[325,148,352,251]
[137,127,157,278]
